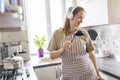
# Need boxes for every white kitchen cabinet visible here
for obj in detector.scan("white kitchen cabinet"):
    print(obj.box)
[34,65,61,80]
[99,71,118,80]
[75,0,120,26]
[76,0,108,27]
[108,0,120,24]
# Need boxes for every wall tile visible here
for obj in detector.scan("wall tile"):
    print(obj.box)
[1,31,28,43]
[21,41,29,52]
[84,24,120,56]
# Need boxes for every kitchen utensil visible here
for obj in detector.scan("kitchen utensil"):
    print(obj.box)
[3,56,24,70]
[71,30,84,42]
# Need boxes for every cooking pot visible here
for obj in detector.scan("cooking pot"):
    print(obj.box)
[3,56,24,70]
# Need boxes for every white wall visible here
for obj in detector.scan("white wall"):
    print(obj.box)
[76,0,108,27]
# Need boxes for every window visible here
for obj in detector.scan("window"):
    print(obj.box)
[50,0,63,34]
[26,0,67,54]
[27,0,47,53]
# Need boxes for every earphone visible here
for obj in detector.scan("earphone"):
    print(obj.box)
[67,6,78,19]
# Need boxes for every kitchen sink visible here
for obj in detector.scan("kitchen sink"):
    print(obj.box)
[41,57,61,62]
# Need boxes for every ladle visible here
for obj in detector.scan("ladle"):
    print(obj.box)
[71,30,84,42]
[63,30,84,52]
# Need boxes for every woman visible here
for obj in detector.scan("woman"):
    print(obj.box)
[47,6,102,80]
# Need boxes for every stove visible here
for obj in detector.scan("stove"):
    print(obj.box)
[0,69,23,80]
[0,66,30,80]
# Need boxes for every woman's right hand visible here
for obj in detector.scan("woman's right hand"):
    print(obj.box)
[63,41,71,50]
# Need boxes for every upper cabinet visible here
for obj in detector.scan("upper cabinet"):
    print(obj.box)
[108,0,120,24]
[0,0,24,32]
[75,0,120,26]
[76,0,108,27]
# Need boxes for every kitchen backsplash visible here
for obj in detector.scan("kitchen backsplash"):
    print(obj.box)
[0,30,29,63]
[1,31,28,42]
[83,23,120,56]
[0,31,28,52]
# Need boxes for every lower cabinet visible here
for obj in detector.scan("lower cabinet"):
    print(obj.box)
[99,71,118,80]
[34,65,61,80]
[34,65,119,80]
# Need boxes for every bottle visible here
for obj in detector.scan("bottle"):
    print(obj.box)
[18,41,22,52]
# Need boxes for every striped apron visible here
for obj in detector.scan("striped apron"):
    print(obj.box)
[60,34,97,80]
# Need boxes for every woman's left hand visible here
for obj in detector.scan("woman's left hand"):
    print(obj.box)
[98,75,103,80]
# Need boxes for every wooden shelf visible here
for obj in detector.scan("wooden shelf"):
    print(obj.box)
[0,12,23,32]
[0,27,21,32]
[0,12,20,18]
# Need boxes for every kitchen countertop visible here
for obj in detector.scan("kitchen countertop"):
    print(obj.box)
[23,60,38,80]
[30,53,61,68]
[30,53,120,79]
[97,57,120,79]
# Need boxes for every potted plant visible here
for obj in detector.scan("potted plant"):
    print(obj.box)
[34,35,46,57]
